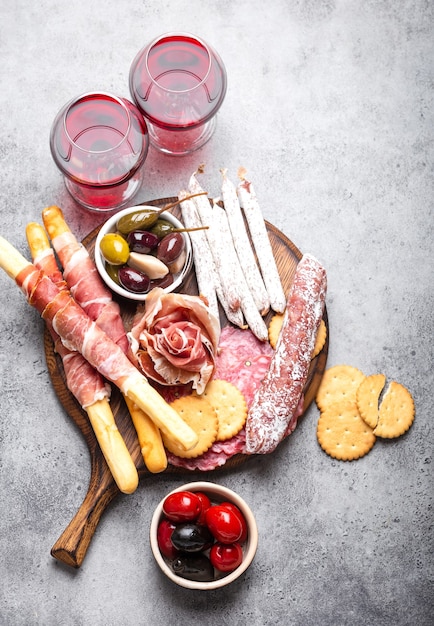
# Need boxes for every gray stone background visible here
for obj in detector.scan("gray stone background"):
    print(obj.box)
[0,1,433,625]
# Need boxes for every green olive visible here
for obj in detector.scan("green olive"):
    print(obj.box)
[100,233,130,265]
[105,262,121,285]
[150,219,176,239]
[116,207,165,235]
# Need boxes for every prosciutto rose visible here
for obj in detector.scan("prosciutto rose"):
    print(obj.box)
[128,288,221,394]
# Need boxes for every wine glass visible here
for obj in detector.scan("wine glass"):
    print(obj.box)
[129,33,227,155]
[50,92,149,211]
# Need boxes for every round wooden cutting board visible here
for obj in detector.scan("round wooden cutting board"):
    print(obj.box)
[45,197,329,567]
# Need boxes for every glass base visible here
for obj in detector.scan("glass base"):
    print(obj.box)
[147,118,217,156]
[64,169,144,212]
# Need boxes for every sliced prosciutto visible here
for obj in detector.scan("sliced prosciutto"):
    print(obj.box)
[128,288,220,394]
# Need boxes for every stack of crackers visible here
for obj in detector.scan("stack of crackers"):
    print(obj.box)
[163,380,247,458]
[315,365,415,461]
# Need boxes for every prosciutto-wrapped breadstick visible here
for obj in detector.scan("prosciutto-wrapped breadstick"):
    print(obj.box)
[41,206,167,473]
[220,169,270,316]
[237,168,286,314]
[245,254,327,454]
[42,205,128,353]
[25,222,139,494]
[0,235,198,452]
[188,171,245,328]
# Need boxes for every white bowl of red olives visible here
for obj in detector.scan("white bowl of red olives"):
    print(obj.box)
[150,482,258,590]
[95,204,193,301]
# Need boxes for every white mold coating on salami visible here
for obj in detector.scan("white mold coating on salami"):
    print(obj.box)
[245,254,327,454]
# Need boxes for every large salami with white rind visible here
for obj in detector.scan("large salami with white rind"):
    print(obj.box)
[245,254,327,454]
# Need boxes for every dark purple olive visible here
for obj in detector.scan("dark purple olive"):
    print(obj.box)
[157,232,185,265]
[171,554,214,582]
[170,523,214,553]
[118,266,150,293]
[127,230,159,254]
[150,274,174,290]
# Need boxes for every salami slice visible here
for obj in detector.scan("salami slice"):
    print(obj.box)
[245,254,327,454]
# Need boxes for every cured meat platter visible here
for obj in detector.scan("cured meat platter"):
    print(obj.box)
[44,197,329,567]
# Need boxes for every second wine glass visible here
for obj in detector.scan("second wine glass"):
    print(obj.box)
[129,33,227,155]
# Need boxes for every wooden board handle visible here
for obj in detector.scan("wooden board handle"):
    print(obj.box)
[51,453,120,568]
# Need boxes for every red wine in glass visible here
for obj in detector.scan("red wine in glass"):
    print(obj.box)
[50,92,149,211]
[129,33,227,155]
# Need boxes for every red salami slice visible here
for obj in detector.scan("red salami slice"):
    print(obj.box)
[163,326,274,471]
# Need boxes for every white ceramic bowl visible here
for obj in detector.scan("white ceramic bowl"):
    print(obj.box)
[149,481,258,590]
[95,205,192,302]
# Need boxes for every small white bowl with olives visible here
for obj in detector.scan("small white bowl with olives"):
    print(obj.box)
[95,204,193,301]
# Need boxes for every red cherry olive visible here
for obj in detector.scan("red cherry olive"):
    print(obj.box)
[157,519,179,560]
[209,542,243,572]
[220,502,248,543]
[205,504,244,544]
[162,491,202,523]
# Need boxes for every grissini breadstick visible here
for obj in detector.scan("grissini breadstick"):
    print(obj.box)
[124,396,167,474]
[41,206,168,472]
[237,168,286,314]
[0,235,198,452]
[220,168,270,316]
[188,171,245,328]
[26,222,139,494]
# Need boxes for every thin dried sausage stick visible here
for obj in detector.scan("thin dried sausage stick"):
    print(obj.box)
[178,191,220,320]
[0,235,198,453]
[245,254,327,454]
[188,172,244,328]
[212,201,268,342]
[237,169,287,314]
[220,169,270,316]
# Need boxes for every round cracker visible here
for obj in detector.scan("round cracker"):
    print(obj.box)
[316,365,366,412]
[356,373,386,429]
[374,381,415,438]
[202,379,247,441]
[312,319,327,358]
[317,400,376,461]
[163,395,218,458]
[268,313,284,349]
[269,314,327,357]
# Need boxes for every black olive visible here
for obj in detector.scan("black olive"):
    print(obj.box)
[171,554,214,582]
[170,523,214,553]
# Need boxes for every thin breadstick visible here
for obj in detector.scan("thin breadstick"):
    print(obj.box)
[212,200,268,342]
[26,222,139,494]
[0,235,199,452]
[178,190,220,320]
[220,168,270,316]
[86,400,139,493]
[124,396,167,474]
[237,168,286,313]
[188,171,245,328]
